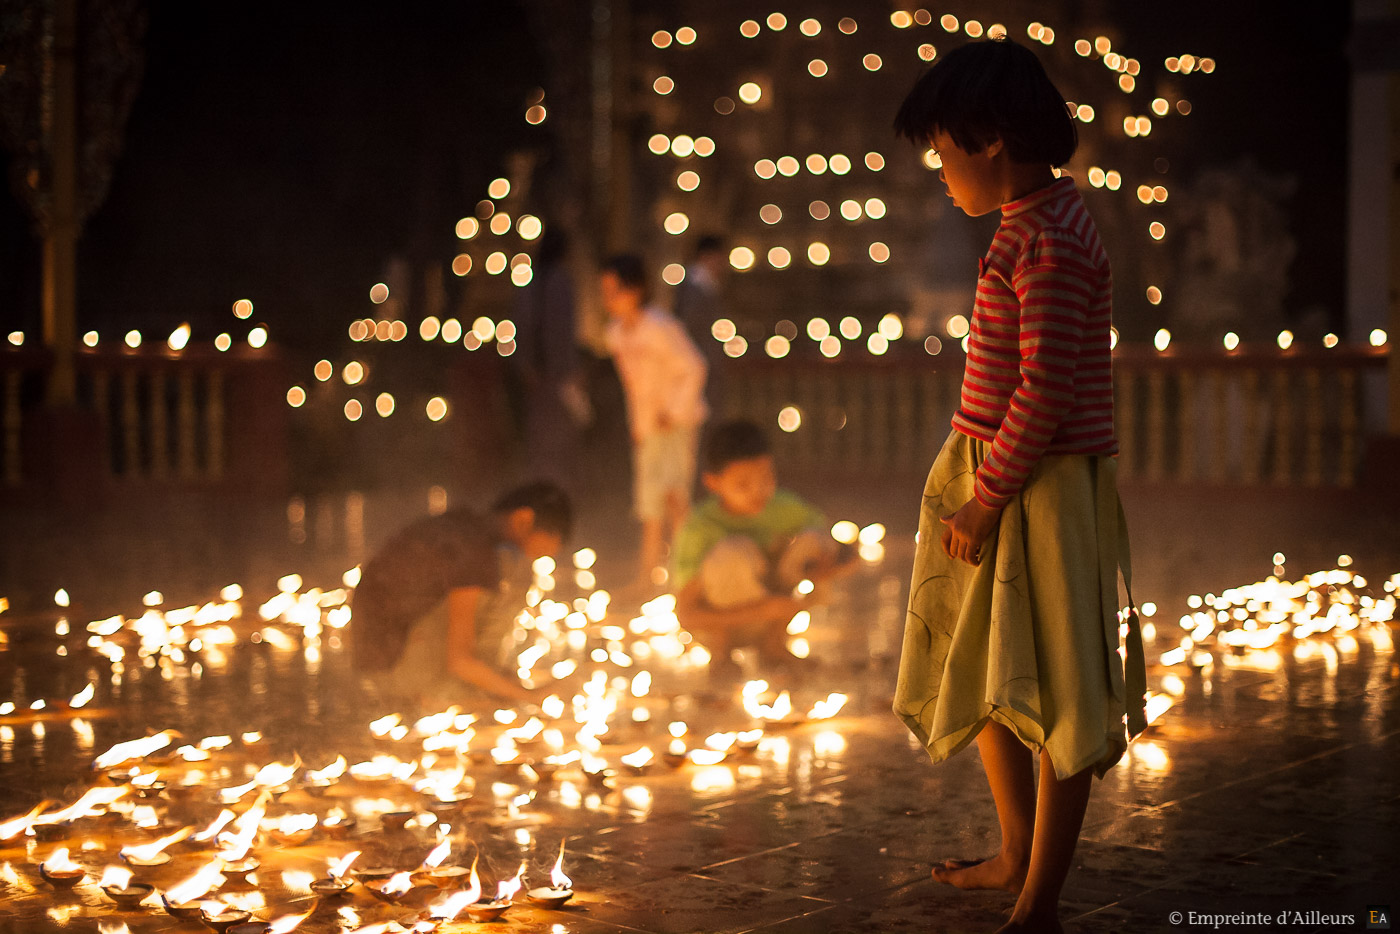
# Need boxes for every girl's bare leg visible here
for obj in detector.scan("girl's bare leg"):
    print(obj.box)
[934,720,1034,892]
[638,517,665,587]
[994,749,1091,934]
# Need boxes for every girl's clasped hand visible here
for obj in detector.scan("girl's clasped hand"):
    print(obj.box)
[938,498,1003,566]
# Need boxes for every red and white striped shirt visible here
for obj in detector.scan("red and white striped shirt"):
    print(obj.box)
[951,177,1117,509]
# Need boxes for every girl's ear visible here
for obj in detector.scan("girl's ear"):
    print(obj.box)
[983,137,1005,158]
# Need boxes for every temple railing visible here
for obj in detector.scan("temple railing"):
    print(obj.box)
[0,345,289,497]
[719,343,1390,488]
[3,340,1388,499]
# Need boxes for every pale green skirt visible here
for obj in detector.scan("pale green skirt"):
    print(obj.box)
[894,431,1146,780]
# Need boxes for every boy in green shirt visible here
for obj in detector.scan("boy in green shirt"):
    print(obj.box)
[672,420,850,663]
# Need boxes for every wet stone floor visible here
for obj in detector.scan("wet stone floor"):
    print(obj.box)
[0,551,1397,934]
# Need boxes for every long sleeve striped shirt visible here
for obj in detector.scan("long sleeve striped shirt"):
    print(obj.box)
[951,177,1117,509]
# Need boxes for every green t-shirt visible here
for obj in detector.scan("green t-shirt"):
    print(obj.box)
[671,489,827,588]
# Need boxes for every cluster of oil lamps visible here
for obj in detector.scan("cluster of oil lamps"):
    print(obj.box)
[1151,557,1396,679]
[0,536,880,930]
[1,731,583,932]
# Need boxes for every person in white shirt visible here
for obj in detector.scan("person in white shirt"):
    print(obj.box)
[601,254,709,589]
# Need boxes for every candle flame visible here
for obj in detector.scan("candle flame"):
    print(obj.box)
[687,748,726,765]
[43,848,82,872]
[164,861,226,905]
[550,839,572,890]
[93,730,177,769]
[429,888,476,921]
[1144,692,1174,725]
[270,813,317,835]
[252,759,297,787]
[305,755,347,783]
[99,865,133,888]
[268,908,314,933]
[327,850,360,879]
[0,801,49,840]
[219,780,258,804]
[120,826,192,861]
[466,854,482,904]
[422,839,451,869]
[193,809,236,842]
[620,746,654,768]
[98,923,130,934]
[217,790,270,862]
[807,692,848,719]
[368,714,401,737]
[32,786,127,825]
[380,871,413,896]
[496,860,527,902]
[69,683,95,709]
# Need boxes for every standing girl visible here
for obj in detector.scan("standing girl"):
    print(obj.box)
[891,38,1147,934]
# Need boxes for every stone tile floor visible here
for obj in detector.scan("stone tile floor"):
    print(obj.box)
[1,549,1397,934]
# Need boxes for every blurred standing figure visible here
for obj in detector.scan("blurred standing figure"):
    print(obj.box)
[673,235,729,415]
[601,254,709,589]
[515,229,588,492]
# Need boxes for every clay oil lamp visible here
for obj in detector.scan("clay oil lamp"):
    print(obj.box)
[162,861,228,918]
[735,728,764,752]
[415,838,467,890]
[161,895,209,921]
[526,840,574,909]
[378,809,416,831]
[619,746,655,775]
[319,808,355,840]
[302,755,347,797]
[351,865,397,886]
[263,812,317,847]
[121,825,193,868]
[217,857,260,885]
[468,860,526,923]
[227,909,312,934]
[200,906,252,933]
[308,850,360,898]
[664,739,689,769]
[38,847,86,888]
[100,866,155,908]
[364,870,415,904]
[580,754,614,789]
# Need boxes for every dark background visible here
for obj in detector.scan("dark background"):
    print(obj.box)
[0,1,1353,343]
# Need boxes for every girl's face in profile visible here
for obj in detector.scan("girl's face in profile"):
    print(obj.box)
[929,129,1005,218]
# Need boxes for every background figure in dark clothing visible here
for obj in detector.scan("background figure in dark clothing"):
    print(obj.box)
[515,229,588,492]
[673,235,728,417]
[351,482,571,710]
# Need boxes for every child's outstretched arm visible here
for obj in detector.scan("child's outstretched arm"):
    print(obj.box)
[674,577,810,638]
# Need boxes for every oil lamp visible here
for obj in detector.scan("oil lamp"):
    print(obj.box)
[38,847,86,887]
[526,840,574,908]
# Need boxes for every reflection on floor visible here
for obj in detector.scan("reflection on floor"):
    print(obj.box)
[0,543,1396,934]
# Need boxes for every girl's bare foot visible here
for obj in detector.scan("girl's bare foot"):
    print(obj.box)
[931,853,1027,892]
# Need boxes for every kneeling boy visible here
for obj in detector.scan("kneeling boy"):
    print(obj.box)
[671,420,848,662]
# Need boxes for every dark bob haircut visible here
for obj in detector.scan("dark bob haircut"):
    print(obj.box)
[492,480,573,540]
[702,419,771,474]
[600,253,650,300]
[894,38,1077,167]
